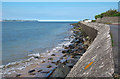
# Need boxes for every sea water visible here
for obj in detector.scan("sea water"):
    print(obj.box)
[2,21,75,65]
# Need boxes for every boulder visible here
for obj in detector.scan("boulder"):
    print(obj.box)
[50,63,70,77]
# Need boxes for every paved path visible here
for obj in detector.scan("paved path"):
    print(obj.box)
[110,24,120,74]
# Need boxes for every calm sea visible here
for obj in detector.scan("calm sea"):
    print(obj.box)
[2,21,75,65]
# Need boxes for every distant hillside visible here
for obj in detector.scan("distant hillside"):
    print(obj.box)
[2,20,38,22]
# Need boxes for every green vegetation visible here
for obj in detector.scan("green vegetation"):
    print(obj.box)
[91,20,96,22]
[113,73,120,79]
[110,32,114,47]
[83,19,89,21]
[104,22,112,24]
[95,9,120,19]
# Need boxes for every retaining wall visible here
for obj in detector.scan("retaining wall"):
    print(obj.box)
[67,22,114,77]
[96,17,120,24]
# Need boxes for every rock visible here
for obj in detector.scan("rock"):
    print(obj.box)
[41,70,50,73]
[67,58,77,65]
[46,68,57,78]
[34,56,40,59]
[64,46,69,49]
[42,60,45,63]
[76,53,83,56]
[86,36,90,40]
[63,54,66,57]
[37,69,42,72]
[85,44,89,48]
[62,50,66,53]
[29,72,36,75]
[66,63,74,68]
[81,49,86,53]
[50,63,70,77]
[64,57,68,60]
[46,65,52,68]
[48,58,53,60]
[70,55,74,58]
[35,68,43,72]
[62,50,68,53]
[70,49,75,53]
[47,50,50,53]
[74,55,81,59]
[51,54,55,56]
[60,59,67,64]
[51,59,60,65]
[28,69,36,75]
[84,41,89,45]
[60,57,63,59]
[28,69,35,73]
[16,74,21,77]
[69,44,75,49]
[74,46,79,50]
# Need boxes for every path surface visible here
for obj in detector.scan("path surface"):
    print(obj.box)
[110,24,120,74]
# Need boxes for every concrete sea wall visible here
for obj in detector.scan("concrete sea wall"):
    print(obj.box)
[67,22,114,77]
[96,16,120,24]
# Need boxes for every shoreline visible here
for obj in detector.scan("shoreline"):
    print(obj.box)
[2,22,91,78]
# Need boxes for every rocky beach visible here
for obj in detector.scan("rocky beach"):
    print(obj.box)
[2,22,91,78]
[2,2,118,78]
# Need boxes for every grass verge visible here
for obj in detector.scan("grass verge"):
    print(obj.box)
[110,32,114,47]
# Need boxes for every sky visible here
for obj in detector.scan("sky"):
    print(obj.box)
[1,0,120,2]
[2,2,118,20]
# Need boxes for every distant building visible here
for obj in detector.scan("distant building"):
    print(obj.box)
[83,19,92,23]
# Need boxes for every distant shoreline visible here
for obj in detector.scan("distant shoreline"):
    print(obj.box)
[2,20,80,22]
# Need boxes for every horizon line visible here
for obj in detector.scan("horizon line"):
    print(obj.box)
[2,19,81,21]
[37,20,80,21]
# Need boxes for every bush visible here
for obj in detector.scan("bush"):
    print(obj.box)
[83,19,89,21]
[92,20,96,22]
[95,9,120,19]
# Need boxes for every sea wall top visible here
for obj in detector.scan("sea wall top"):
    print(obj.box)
[67,22,114,77]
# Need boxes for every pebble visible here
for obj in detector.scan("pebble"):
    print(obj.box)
[51,54,55,56]
[51,59,60,65]
[60,59,67,64]
[16,74,21,77]
[37,69,42,72]
[29,72,36,75]
[48,58,53,60]
[28,69,35,73]
[46,65,52,68]
[42,60,45,63]
[41,70,50,73]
